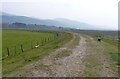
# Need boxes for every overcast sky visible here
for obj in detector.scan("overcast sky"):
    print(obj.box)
[0,0,119,29]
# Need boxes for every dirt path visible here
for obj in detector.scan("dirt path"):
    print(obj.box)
[8,33,117,77]
[48,35,86,77]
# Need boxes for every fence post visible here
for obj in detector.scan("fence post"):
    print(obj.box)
[21,44,24,52]
[7,48,10,56]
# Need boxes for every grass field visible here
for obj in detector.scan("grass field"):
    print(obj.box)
[2,29,73,76]
[2,30,55,57]
[102,38,118,46]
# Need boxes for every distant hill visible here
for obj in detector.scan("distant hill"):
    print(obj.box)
[0,12,108,30]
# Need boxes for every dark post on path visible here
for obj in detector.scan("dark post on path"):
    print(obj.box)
[21,44,24,52]
[97,36,101,42]
[7,48,10,56]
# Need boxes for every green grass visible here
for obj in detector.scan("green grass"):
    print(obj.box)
[2,30,73,76]
[102,38,118,69]
[102,41,119,71]
[2,30,55,57]
[102,38,118,46]
[109,52,119,64]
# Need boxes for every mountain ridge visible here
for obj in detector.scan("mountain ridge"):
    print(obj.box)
[0,12,110,30]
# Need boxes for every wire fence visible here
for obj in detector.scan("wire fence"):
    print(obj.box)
[2,31,62,59]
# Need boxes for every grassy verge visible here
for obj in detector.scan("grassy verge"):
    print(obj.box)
[2,31,73,76]
[83,33,119,71]
[102,41,119,71]
[99,36,119,71]
[81,34,118,76]
[102,38,118,46]
[98,36,118,71]
[109,52,119,65]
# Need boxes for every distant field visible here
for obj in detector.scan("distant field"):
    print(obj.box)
[2,29,73,76]
[79,30,118,36]
[79,30,118,40]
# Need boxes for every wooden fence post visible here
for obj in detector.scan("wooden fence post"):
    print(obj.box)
[7,48,10,56]
[21,44,24,52]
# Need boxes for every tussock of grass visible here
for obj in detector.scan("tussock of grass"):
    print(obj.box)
[55,49,72,58]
